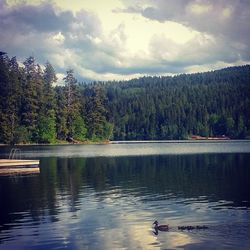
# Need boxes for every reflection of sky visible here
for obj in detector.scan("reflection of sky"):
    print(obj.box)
[1,182,250,249]
[51,189,200,250]
[0,186,204,249]
[1,150,250,249]
[53,189,250,249]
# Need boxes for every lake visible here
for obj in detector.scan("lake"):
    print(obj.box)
[0,141,250,249]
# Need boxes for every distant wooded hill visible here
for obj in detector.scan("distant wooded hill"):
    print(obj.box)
[104,65,250,140]
[0,52,250,144]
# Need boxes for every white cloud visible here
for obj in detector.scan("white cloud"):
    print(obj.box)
[221,6,233,19]
[52,32,65,44]
[1,0,250,81]
[185,59,249,74]
[186,2,212,15]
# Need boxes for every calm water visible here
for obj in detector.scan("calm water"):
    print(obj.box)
[0,141,250,249]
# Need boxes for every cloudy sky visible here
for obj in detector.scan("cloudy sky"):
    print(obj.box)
[1,0,250,81]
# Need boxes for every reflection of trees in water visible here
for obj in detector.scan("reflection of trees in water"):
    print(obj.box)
[81,154,250,206]
[43,154,250,209]
[0,154,250,235]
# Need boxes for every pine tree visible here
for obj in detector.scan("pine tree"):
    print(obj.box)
[37,62,57,143]
[0,54,22,144]
[85,85,113,140]
[8,57,22,144]
[63,69,87,141]
[21,56,43,142]
[0,52,11,143]
[55,87,68,140]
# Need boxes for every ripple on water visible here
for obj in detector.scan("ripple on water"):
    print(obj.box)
[1,149,250,249]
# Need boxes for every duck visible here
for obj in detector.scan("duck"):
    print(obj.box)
[153,221,169,231]
[153,221,208,233]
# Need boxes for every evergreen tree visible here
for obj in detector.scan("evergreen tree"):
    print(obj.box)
[55,86,68,140]
[21,56,43,142]
[63,69,87,141]
[84,85,113,140]
[37,62,57,143]
[0,54,22,144]
[0,52,11,143]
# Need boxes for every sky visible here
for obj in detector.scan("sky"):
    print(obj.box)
[1,0,250,82]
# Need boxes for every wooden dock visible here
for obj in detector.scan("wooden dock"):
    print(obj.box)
[0,159,40,175]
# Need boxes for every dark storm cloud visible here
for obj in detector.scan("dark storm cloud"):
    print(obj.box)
[0,1,74,32]
[0,0,75,61]
[0,0,106,78]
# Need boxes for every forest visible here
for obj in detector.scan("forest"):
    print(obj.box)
[106,66,250,140]
[0,52,250,144]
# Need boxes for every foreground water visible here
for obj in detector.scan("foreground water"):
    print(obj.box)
[0,141,250,249]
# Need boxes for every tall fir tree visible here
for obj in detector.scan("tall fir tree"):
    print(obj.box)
[21,56,43,142]
[55,86,68,140]
[0,54,22,144]
[0,52,11,143]
[63,69,87,141]
[37,62,57,143]
[85,85,113,140]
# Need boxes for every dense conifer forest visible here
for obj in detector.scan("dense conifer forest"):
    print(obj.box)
[106,66,250,140]
[0,52,250,144]
[0,53,112,144]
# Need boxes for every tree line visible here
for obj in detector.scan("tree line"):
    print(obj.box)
[0,53,112,144]
[0,52,250,144]
[105,66,250,140]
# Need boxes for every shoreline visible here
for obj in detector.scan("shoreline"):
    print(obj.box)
[1,139,250,147]
[110,139,250,144]
[0,140,110,147]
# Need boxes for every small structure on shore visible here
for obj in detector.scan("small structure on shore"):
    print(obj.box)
[0,148,40,175]
[0,159,40,175]
[190,135,230,140]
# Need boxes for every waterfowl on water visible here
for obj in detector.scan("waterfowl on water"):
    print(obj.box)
[178,225,208,230]
[153,221,208,232]
[153,221,169,231]
[178,225,195,230]
[196,225,208,230]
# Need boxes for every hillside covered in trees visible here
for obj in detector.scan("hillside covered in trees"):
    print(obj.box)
[105,66,250,140]
[0,52,250,144]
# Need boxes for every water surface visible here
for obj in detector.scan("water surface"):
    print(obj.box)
[0,142,250,249]
[0,140,249,158]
